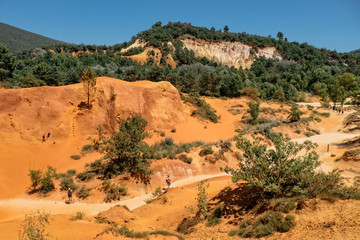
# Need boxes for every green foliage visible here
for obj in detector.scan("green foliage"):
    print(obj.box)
[236,212,295,238]
[247,101,260,124]
[182,94,219,123]
[18,210,51,240]
[178,154,193,164]
[76,185,90,199]
[121,47,145,56]
[28,170,42,191]
[199,146,214,156]
[224,133,320,197]
[70,155,80,160]
[39,172,55,194]
[76,171,96,182]
[0,43,15,81]
[66,169,76,177]
[101,180,128,202]
[81,67,97,108]
[206,204,224,226]
[60,177,76,191]
[176,217,199,234]
[196,180,209,220]
[288,104,303,122]
[70,212,85,221]
[0,23,64,53]
[81,144,94,154]
[95,114,152,181]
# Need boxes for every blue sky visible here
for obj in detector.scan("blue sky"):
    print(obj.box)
[1,0,359,52]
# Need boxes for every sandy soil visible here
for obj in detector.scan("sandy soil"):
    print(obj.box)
[0,78,359,239]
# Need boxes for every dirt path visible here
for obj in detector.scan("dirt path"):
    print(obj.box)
[0,173,228,223]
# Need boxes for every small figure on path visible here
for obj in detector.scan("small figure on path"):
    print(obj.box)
[342,109,344,114]
[42,133,46,142]
[68,187,73,204]
[166,175,171,189]
[47,132,51,138]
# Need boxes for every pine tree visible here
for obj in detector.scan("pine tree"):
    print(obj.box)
[81,67,97,108]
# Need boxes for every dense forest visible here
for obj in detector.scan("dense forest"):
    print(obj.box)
[0,22,64,53]
[1,21,360,105]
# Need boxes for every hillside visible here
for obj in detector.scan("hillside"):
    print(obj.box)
[350,49,360,57]
[0,22,64,52]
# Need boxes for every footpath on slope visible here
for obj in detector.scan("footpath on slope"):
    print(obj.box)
[1,131,357,221]
[0,173,229,223]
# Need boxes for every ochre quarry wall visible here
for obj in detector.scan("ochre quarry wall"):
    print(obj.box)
[0,77,186,142]
[180,38,283,69]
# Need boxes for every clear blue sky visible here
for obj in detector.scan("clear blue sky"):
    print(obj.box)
[1,0,359,52]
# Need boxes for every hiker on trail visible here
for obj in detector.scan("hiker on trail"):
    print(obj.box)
[166,175,171,189]
[338,108,341,114]
[47,132,51,138]
[68,187,73,203]
[333,105,335,111]
[42,133,46,142]
[342,109,344,114]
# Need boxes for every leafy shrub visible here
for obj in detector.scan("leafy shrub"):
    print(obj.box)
[223,133,319,197]
[171,128,176,133]
[76,171,96,182]
[70,155,80,160]
[81,144,93,154]
[66,169,76,177]
[60,177,76,191]
[247,100,260,124]
[199,146,214,156]
[219,140,232,150]
[182,94,218,123]
[176,217,199,234]
[294,129,301,134]
[28,170,42,191]
[39,172,55,194]
[161,137,174,146]
[206,204,224,227]
[152,187,163,198]
[237,211,295,238]
[228,229,238,236]
[101,180,128,202]
[270,198,296,213]
[288,104,303,122]
[18,210,51,240]
[95,215,108,224]
[178,154,193,164]
[305,131,314,137]
[70,212,85,221]
[76,185,90,199]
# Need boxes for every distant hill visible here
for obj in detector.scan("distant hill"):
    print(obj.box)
[0,22,65,52]
[350,49,360,57]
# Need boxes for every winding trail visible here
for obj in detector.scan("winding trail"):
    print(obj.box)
[0,173,228,222]
[0,133,357,222]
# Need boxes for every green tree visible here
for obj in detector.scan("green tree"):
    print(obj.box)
[223,134,319,197]
[277,32,284,41]
[288,104,303,122]
[224,25,229,33]
[0,43,15,82]
[81,67,97,108]
[28,170,42,191]
[336,73,357,107]
[96,114,152,181]
[247,100,260,124]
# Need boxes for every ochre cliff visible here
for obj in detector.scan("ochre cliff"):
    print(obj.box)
[0,77,186,142]
[180,38,283,69]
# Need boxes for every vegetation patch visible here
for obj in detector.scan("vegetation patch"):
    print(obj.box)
[181,94,219,123]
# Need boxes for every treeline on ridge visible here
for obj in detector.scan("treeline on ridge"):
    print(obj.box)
[0,22,360,104]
